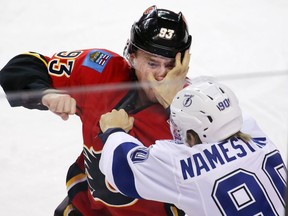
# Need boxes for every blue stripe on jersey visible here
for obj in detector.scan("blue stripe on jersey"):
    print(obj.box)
[82,49,112,73]
[112,142,142,199]
[252,137,267,148]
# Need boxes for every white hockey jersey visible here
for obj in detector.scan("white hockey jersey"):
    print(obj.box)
[99,115,287,216]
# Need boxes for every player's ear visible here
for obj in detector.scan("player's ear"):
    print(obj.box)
[131,59,135,68]
[186,131,194,147]
[128,53,136,68]
[186,130,201,147]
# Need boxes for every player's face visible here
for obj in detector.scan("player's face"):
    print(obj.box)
[131,50,175,102]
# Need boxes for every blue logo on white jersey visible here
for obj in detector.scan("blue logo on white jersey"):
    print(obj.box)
[130,147,149,163]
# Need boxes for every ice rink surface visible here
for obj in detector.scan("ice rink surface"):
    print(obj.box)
[0,0,287,215]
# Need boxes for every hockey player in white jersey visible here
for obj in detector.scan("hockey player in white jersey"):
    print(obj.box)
[99,78,287,216]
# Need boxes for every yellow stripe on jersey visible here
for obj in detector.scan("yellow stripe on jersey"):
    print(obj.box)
[63,204,75,216]
[23,52,48,67]
[170,205,179,216]
[66,173,87,192]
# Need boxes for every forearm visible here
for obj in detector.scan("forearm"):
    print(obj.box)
[99,131,145,198]
[99,132,178,205]
[151,77,191,110]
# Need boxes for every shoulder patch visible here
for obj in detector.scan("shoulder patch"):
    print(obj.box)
[82,49,112,73]
[130,147,150,163]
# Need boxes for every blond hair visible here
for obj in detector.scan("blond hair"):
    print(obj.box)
[187,130,251,146]
[232,131,251,143]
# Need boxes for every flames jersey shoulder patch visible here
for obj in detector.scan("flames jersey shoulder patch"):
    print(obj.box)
[82,49,112,73]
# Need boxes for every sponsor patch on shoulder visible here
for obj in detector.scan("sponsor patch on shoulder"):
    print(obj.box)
[82,50,112,73]
[130,147,150,163]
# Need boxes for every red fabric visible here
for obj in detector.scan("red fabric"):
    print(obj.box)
[46,48,177,215]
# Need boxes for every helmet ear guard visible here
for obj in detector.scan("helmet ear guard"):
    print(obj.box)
[124,5,192,60]
[170,78,243,145]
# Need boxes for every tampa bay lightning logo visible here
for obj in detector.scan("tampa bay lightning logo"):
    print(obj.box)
[183,94,193,107]
[130,147,150,163]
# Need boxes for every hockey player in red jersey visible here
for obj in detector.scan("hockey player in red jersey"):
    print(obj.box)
[0,5,191,216]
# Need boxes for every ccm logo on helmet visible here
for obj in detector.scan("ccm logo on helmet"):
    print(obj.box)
[217,98,230,111]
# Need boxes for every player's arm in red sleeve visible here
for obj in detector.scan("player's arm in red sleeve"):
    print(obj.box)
[0,52,52,110]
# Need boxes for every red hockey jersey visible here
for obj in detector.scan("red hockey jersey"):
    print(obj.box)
[31,49,183,215]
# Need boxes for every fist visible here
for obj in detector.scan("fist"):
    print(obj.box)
[100,109,134,133]
[42,90,77,120]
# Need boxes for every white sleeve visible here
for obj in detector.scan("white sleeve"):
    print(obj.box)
[99,131,144,197]
[99,132,180,204]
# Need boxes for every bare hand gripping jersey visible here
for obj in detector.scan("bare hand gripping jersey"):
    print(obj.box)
[100,115,287,216]
[0,49,185,215]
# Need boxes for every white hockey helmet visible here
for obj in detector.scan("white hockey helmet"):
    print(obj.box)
[170,77,243,144]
